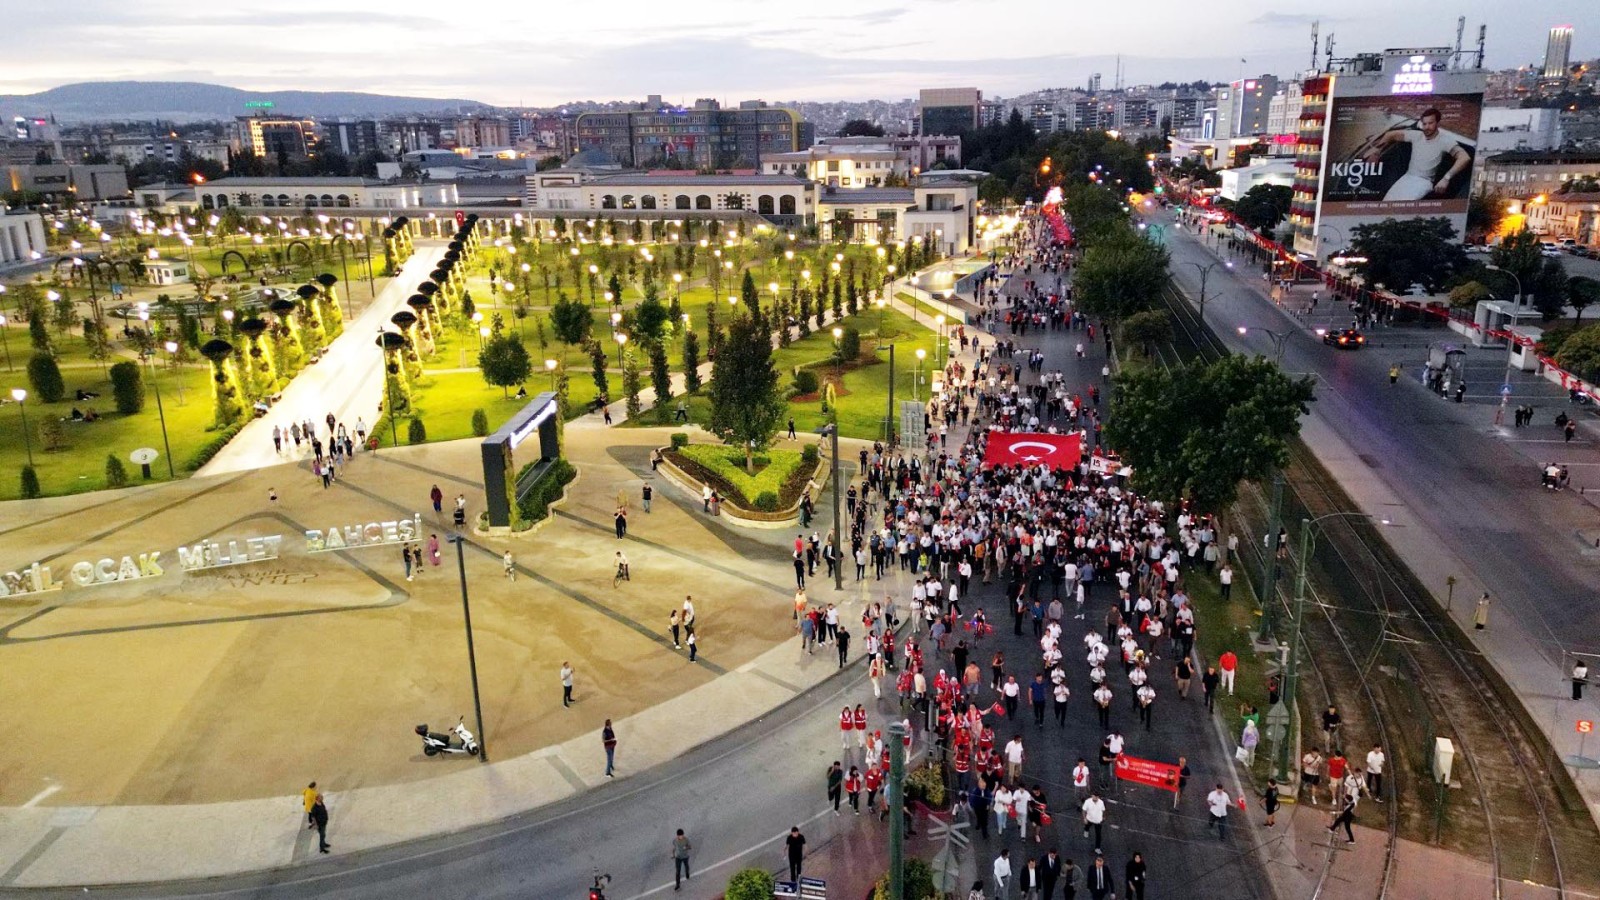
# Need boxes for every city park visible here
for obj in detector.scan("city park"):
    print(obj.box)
[0,206,1011,503]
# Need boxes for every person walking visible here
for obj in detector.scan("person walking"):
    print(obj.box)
[1206,783,1231,840]
[1219,649,1237,694]
[1301,750,1325,805]
[687,630,698,663]
[1366,744,1387,801]
[1019,857,1044,899]
[1085,856,1113,900]
[642,482,653,514]
[1261,779,1280,827]
[614,506,628,539]
[669,608,682,649]
[845,765,863,814]
[430,484,443,514]
[992,848,1013,898]
[602,719,617,777]
[1173,756,1190,810]
[1081,791,1106,852]
[671,829,692,890]
[309,792,331,853]
[1329,791,1358,844]
[785,826,806,883]
[836,626,851,669]
[1573,661,1589,701]
[1029,673,1048,727]
[1124,851,1147,900]
[427,533,441,567]
[561,662,574,707]
[1005,735,1026,783]
[1201,666,1220,711]
[503,550,515,581]
[1474,592,1490,630]
[826,761,844,813]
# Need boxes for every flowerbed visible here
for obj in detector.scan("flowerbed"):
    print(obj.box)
[668,444,816,511]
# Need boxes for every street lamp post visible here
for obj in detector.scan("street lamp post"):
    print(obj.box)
[914,348,926,403]
[379,327,401,448]
[1486,265,1526,425]
[1236,324,1294,643]
[449,534,491,763]
[12,388,33,467]
[888,720,908,899]
[140,349,176,478]
[164,341,185,406]
[1190,260,1232,319]
[1236,325,1292,365]
[614,331,627,367]
[934,314,946,371]
[0,314,12,371]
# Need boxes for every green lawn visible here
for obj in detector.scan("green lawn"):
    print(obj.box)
[0,357,218,500]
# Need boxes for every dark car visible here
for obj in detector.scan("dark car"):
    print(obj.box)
[1321,328,1366,349]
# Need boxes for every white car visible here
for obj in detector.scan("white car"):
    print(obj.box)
[1540,244,1564,258]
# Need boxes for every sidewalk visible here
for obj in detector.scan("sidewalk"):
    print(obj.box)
[196,244,448,477]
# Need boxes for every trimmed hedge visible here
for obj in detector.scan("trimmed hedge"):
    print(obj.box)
[471,408,490,437]
[184,423,245,471]
[672,444,815,510]
[670,432,689,449]
[109,361,145,414]
[514,458,576,527]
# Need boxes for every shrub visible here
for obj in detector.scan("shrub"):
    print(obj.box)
[670,432,689,449]
[109,361,145,414]
[801,443,819,464]
[904,762,946,807]
[514,458,577,525]
[407,416,427,445]
[725,868,775,900]
[754,490,780,511]
[27,352,64,403]
[38,418,65,452]
[105,454,128,488]
[19,465,40,499]
[183,423,244,471]
[471,408,490,437]
[792,369,820,395]
[677,444,804,507]
[870,858,936,900]
[840,326,861,362]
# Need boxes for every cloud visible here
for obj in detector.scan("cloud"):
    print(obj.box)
[1250,12,1324,27]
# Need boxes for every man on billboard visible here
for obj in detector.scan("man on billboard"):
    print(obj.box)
[1361,108,1472,202]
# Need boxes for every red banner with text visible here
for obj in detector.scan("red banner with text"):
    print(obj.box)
[1114,755,1181,792]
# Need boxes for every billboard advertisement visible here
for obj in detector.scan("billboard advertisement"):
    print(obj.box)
[1320,92,1482,218]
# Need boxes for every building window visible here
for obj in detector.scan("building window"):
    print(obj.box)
[696,195,711,210]
[780,195,796,215]
[621,195,637,209]
[641,195,657,210]
[675,194,691,210]
[336,194,351,207]
[758,195,775,215]
[601,195,617,209]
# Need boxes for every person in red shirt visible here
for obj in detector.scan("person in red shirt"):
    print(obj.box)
[864,765,883,813]
[844,766,863,814]
[853,704,869,748]
[840,706,854,750]
[1326,752,1348,806]
[1219,649,1238,695]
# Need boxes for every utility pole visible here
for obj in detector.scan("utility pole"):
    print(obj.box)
[1259,473,1284,644]
[888,721,908,900]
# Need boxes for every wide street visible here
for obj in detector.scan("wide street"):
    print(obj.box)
[1160,208,1600,802]
[0,243,1275,899]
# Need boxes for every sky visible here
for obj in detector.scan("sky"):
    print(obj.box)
[0,0,1591,104]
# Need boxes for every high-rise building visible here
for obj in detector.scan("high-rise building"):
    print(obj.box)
[1544,26,1574,80]
[575,98,804,169]
[235,116,318,160]
[918,88,981,136]
[323,119,382,158]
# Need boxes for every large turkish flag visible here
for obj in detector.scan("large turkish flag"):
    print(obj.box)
[982,432,1082,469]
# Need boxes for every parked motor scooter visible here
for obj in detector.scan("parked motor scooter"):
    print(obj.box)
[416,717,479,756]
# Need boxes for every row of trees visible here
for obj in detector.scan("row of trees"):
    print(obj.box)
[967,111,1161,205]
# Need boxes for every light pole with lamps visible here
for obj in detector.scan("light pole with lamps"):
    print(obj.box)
[163,341,185,406]
[1190,260,1232,319]
[0,313,12,371]
[449,534,491,763]
[1236,325,1293,365]
[1273,511,1392,781]
[1485,264,1527,425]
[934,314,946,371]
[614,331,627,367]
[914,348,926,402]
[12,388,33,467]
[1236,323,1294,643]
[138,340,176,478]
[826,328,846,593]
[545,358,558,392]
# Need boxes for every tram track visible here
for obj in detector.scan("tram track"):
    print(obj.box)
[1152,277,1589,898]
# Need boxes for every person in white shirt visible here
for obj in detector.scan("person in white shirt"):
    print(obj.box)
[1365,745,1386,800]
[1206,784,1232,840]
[992,849,1013,897]
[1005,735,1026,783]
[993,785,1014,836]
[1081,792,1106,851]
[1364,108,1472,201]
[1072,759,1092,798]
[1011,785,1033,840]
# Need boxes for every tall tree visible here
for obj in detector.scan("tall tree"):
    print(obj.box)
[1490,228,1544,299]
[588,340,610,402]
[682,330,703,394]
[1351,217,1468,294]
[1105,354,1315,513]
[621,345,643,421]
[1231,184,1293,233]
[649,341,673,423]
[1568,276,1600,325]
[1073,229,1170,327]
[707,313,785,473]
[479,333,532,398]
[550,292,593,345]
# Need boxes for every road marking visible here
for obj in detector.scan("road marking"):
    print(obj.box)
[0,828,65,886]
[624,806,837,900]
[744,665,805,694]
[21,784,59,808]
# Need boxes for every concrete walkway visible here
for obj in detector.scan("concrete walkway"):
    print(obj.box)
[196,245,448,477]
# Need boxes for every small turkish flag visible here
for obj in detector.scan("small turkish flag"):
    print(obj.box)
[983,432,1083,469]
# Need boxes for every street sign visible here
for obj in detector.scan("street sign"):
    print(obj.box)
[1578,720,1593,734]
[129,448,158,465]
[1114,754,1181,792]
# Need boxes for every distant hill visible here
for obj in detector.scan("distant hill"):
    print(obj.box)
[0,81,490,124]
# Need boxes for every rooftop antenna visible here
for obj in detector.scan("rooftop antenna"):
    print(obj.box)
[1310,20,1319,72]
[1324,33,1336,70]
[1454,16,1466,68]
[1475,25,1486,70]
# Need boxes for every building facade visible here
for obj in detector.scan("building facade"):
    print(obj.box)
[1544,26,1574,80]
[919,88,981,136]
[193,176,459,210]
[574,99,805,170]
[235,116,319,160]
[0,210,47,265]
[1539,191,1600,245]
[322,119,383,158]
[4,164,128,201]
[1475,150,1600,197]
